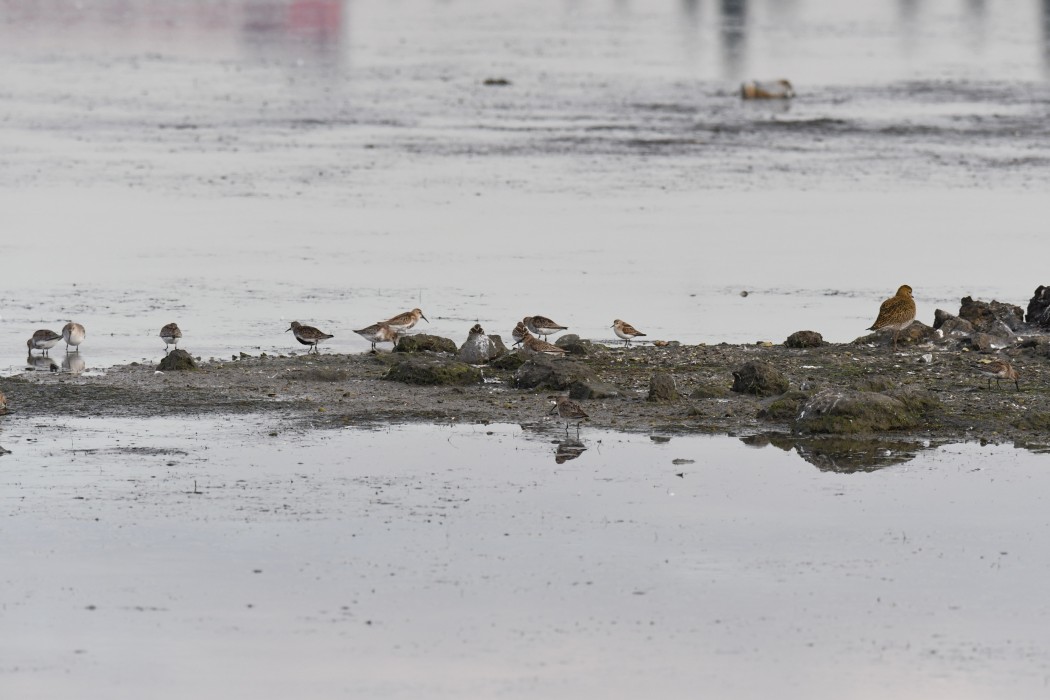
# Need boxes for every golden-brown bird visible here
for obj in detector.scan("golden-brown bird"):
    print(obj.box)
[867,285,916,350]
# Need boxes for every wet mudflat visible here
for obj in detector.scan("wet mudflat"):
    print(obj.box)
[2,416,1050,698]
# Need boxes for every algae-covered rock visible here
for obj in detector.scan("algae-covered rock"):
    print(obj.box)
[158,349,197,371]
[793,389,920,434]
[490,351,528,371]
[569,378,620,400]
[689,383,730,399]
[514,358,595,390]
[854,321,936,348]
[648,372,679,402]
[383,357,482,386]
[784,331,825,349]
[731,361,788,397]
[757,390,810,421]
[395,334,457,354]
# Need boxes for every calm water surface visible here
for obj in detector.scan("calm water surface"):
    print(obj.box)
[1,417,1049,698]
[1,0,1049,372]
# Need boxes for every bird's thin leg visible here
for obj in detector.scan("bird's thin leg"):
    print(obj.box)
[1015,380,1021,391]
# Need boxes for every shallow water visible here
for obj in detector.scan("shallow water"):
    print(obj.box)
[1,1,1050,373]
[1,416,1050,698]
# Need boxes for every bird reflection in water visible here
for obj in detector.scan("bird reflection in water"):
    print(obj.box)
[555,438,587,464]
[26,355,60,373]
[62,354,87,375]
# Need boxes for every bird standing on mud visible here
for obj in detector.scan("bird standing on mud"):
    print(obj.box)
[612,319,646,346]
[550,396,589,433]
[286,321,334,353]
[867,285,916,350]
[976,359,1020,391]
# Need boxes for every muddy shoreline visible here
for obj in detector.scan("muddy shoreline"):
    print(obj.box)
[4,333,1049,452]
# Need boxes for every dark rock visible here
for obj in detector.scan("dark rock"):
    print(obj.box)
[1017,337,1050,358]
[932,308,954,330]
[757,391,810,421]
[784,330,825,349]
[395,334,457,354]
[938,315,975,339]
[855,321,936,348]
[514,358,595,390]
[555,334,593,356]
[483,77,511,86]
[490,351,528,371]
[569,378,621,400]
[731,361,788,397]
[383,357,482,386]
[489,335,508,357]
[1026,286,1050,329]
[793,389,921,434]
[958,296,1025,337]
[647,372,679,402]
[969,332,1004,353]
[158,349,197,371]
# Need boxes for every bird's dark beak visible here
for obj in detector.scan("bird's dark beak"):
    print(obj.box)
[422,314,429,323]
[285,327,291,332]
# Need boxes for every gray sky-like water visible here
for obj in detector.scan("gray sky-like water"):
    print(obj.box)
[1,0,1049,371]
[2,417,1050,698]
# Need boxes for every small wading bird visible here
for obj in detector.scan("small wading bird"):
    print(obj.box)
[976,359,1020,391]
[523,315,567,341]
[511,321,528,347]
[612,319,646,347]
[550,396,589,434]
[383,308,428,333]
[354,322,398,352]
[867,285,916,351]
[26,329,62,355]
[521,330,567,357]
[62,322,86,353]
[159,323,182,353]
[286,321,333,353]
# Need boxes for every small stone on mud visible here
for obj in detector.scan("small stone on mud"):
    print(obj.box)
[158,349,197,371]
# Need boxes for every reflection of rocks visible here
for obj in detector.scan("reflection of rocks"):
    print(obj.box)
[555,438,587,464]
[26,354,59,372]
[741,433,930,472]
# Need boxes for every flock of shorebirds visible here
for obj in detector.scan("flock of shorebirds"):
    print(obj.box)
[6,285,1025,429]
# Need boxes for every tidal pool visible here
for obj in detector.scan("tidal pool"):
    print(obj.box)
[2,416,1049,698]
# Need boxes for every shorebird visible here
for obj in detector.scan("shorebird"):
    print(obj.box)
[384,308,428,333]
[354,322,398,351]
[26,329,62,355]
[523,315,567,341]
[286,321,333,353]
[521,330,567,357]
[612,319,646,347]
[867,285,916,351]
[159,323,182,353]
[61,322,86,353]
[550,396,589,433]
[511,321,528,347]
[976,359,1020,391]
[740,79,795,100]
